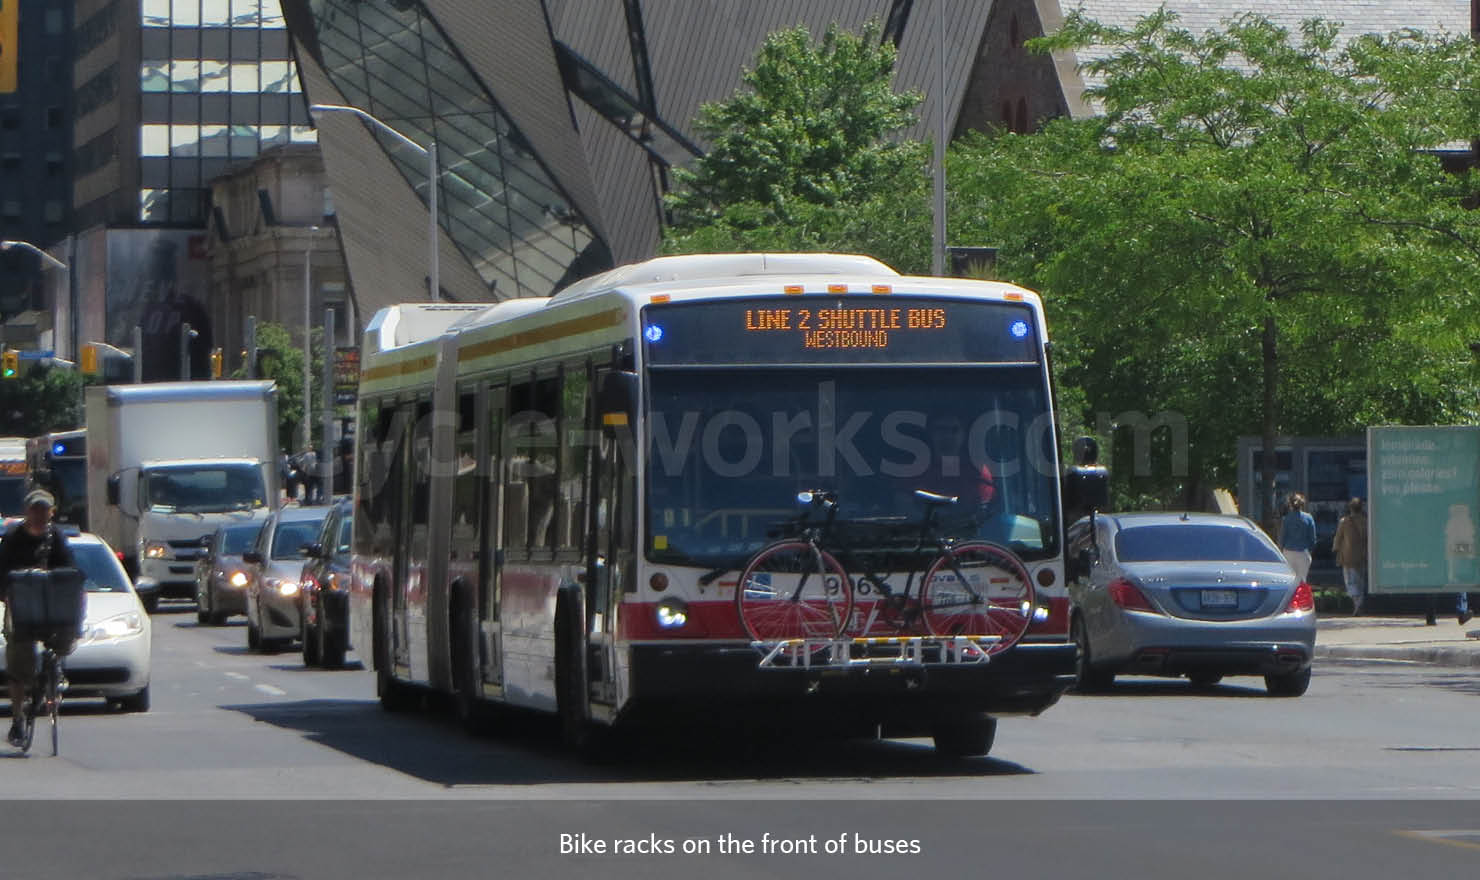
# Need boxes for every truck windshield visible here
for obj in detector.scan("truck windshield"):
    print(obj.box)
[143,465,266,513]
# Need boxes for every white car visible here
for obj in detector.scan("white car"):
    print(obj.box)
[0,531,152,712]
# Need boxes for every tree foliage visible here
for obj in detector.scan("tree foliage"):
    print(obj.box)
[0,365,84,436]
[949,11,1480,519]
[231,321,325,452]
[663,19,933,270]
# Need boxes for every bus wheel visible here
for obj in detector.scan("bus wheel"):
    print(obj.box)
[451,587,488,734]
[555,600,603,755]
[374,583,412,712]
[931,713,997,758]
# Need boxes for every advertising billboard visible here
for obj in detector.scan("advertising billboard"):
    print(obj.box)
[1368,426,1480,594]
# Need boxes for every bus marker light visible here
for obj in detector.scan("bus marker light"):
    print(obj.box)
[783,285,804,294]
[1004,291,1025,301]
[871,284,892,294]
[827,283,847,293]
[650,294,671,303]
[602,412,628,426]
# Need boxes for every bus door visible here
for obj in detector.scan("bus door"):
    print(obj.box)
[480,384,506,692]
[403,398,433,682]
[586,367,637,707]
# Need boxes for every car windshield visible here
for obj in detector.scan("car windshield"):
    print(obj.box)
[1115,524,1285,563]
[645,366,1061,568]
[272,519,325,559]
[144,465,266,513]
[219,525,260,555]
[69,542,133,593]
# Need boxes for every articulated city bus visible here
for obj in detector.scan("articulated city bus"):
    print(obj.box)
[349,253,1078,756]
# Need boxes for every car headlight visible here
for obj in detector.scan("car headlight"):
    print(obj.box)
[143,541,171,559]
[276,579,299,597]
[655,597,688,629]
[84,611,145,643]
[228,570,249,588]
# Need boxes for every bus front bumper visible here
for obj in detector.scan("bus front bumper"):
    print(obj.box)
[625,641,1075,725]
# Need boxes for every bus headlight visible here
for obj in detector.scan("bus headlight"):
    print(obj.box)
[655,597,688,630]
[143,541,171,559]
[228,570,249,587]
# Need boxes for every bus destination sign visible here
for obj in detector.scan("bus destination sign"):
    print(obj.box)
[644,296,1037,365]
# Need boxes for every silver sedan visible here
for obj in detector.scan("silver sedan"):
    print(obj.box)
[1066,512,1316,697]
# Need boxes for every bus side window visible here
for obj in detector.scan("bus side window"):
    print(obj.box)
[504,379,533,552]
[527,374,561,550]
[558,363,589,552]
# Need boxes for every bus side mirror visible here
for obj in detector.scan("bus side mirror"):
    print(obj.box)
[242,550,262,565]
[597,371,638,429]
[303,543,324,559]
[106,473,121,507]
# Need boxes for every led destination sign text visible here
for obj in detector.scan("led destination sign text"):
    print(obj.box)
[645,296,1037,365]
[744,307,946,350]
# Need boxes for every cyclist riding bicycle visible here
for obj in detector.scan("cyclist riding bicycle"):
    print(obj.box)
[0,489,74,747]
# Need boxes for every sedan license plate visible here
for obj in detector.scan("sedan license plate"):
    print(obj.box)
[1200,589,1238,609]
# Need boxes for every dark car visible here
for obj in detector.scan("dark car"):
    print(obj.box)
[194,521,266,625]
[298,497,353,668]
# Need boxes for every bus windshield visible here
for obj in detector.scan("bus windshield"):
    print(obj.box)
[645,366,1060,568]
[143,464,267,513]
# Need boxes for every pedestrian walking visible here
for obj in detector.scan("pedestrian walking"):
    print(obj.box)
[1279,492,1316,583]
[1331,497,1368,615]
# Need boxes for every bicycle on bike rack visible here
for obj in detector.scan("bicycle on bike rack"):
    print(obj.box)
[732,489,1038,656]
[16,643,65,756]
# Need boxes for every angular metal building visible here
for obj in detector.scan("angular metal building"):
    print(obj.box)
[280,0,995,313]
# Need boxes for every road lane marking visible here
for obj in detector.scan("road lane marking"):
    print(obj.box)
[254,684,287,697]
[224,672,249,681]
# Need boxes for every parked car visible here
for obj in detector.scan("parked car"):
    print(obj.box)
[0,531,151,712]
[242,505,331,652]
[298,497,353,668]
[1065,512,1316,697]
[194,521,264,625]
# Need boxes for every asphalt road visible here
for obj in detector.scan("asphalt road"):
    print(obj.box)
[2,602,1479,878]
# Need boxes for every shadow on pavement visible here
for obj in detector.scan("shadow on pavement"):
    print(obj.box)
[221,697,1036,786]
[1069,678,1272,699]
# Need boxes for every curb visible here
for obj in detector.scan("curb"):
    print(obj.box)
[1315,644,1480,668]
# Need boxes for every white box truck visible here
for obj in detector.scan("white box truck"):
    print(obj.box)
[86,381,280,612]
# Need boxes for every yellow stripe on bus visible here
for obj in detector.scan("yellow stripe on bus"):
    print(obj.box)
[360,354,438,384]
[457,307,626,364]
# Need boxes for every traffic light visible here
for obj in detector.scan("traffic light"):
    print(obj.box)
[210,347,223,379]
[81,343,99,375]
[1,349,17,379]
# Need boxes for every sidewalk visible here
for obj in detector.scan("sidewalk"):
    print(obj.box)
[1316,613,1480,668]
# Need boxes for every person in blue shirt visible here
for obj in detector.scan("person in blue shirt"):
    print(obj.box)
[1279,492,1317,582]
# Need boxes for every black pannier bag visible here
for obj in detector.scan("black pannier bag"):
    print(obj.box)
[6,567,87,652]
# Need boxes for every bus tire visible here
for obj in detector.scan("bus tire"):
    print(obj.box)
[932,713,997,758]
[451,584,488,734]
[374,580,412,712]
[555,597,602,755]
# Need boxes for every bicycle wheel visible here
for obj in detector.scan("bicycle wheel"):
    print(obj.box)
[46,654,60,757]
[920,541,1035,652]
[735,541,853,642]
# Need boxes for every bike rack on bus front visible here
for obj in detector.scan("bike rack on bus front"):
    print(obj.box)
[752,635,999,669]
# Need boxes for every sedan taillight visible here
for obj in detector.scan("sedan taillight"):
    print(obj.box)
[1108,577,1158,612]
[1283,582,1314,613]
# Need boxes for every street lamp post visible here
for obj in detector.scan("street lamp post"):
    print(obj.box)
[303,226,319,458]
[308,103,439,301]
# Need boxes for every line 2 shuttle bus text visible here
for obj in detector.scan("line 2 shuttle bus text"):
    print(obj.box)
[349,252,1078,756]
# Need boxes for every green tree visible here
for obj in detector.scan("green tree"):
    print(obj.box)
[663,19,933,270]
[950,10,1480,526]
[0,364,84,436]
[232,322,326,452]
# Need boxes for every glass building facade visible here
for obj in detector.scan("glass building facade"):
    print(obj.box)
[134,1,315,224]
[297,0,598,296]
